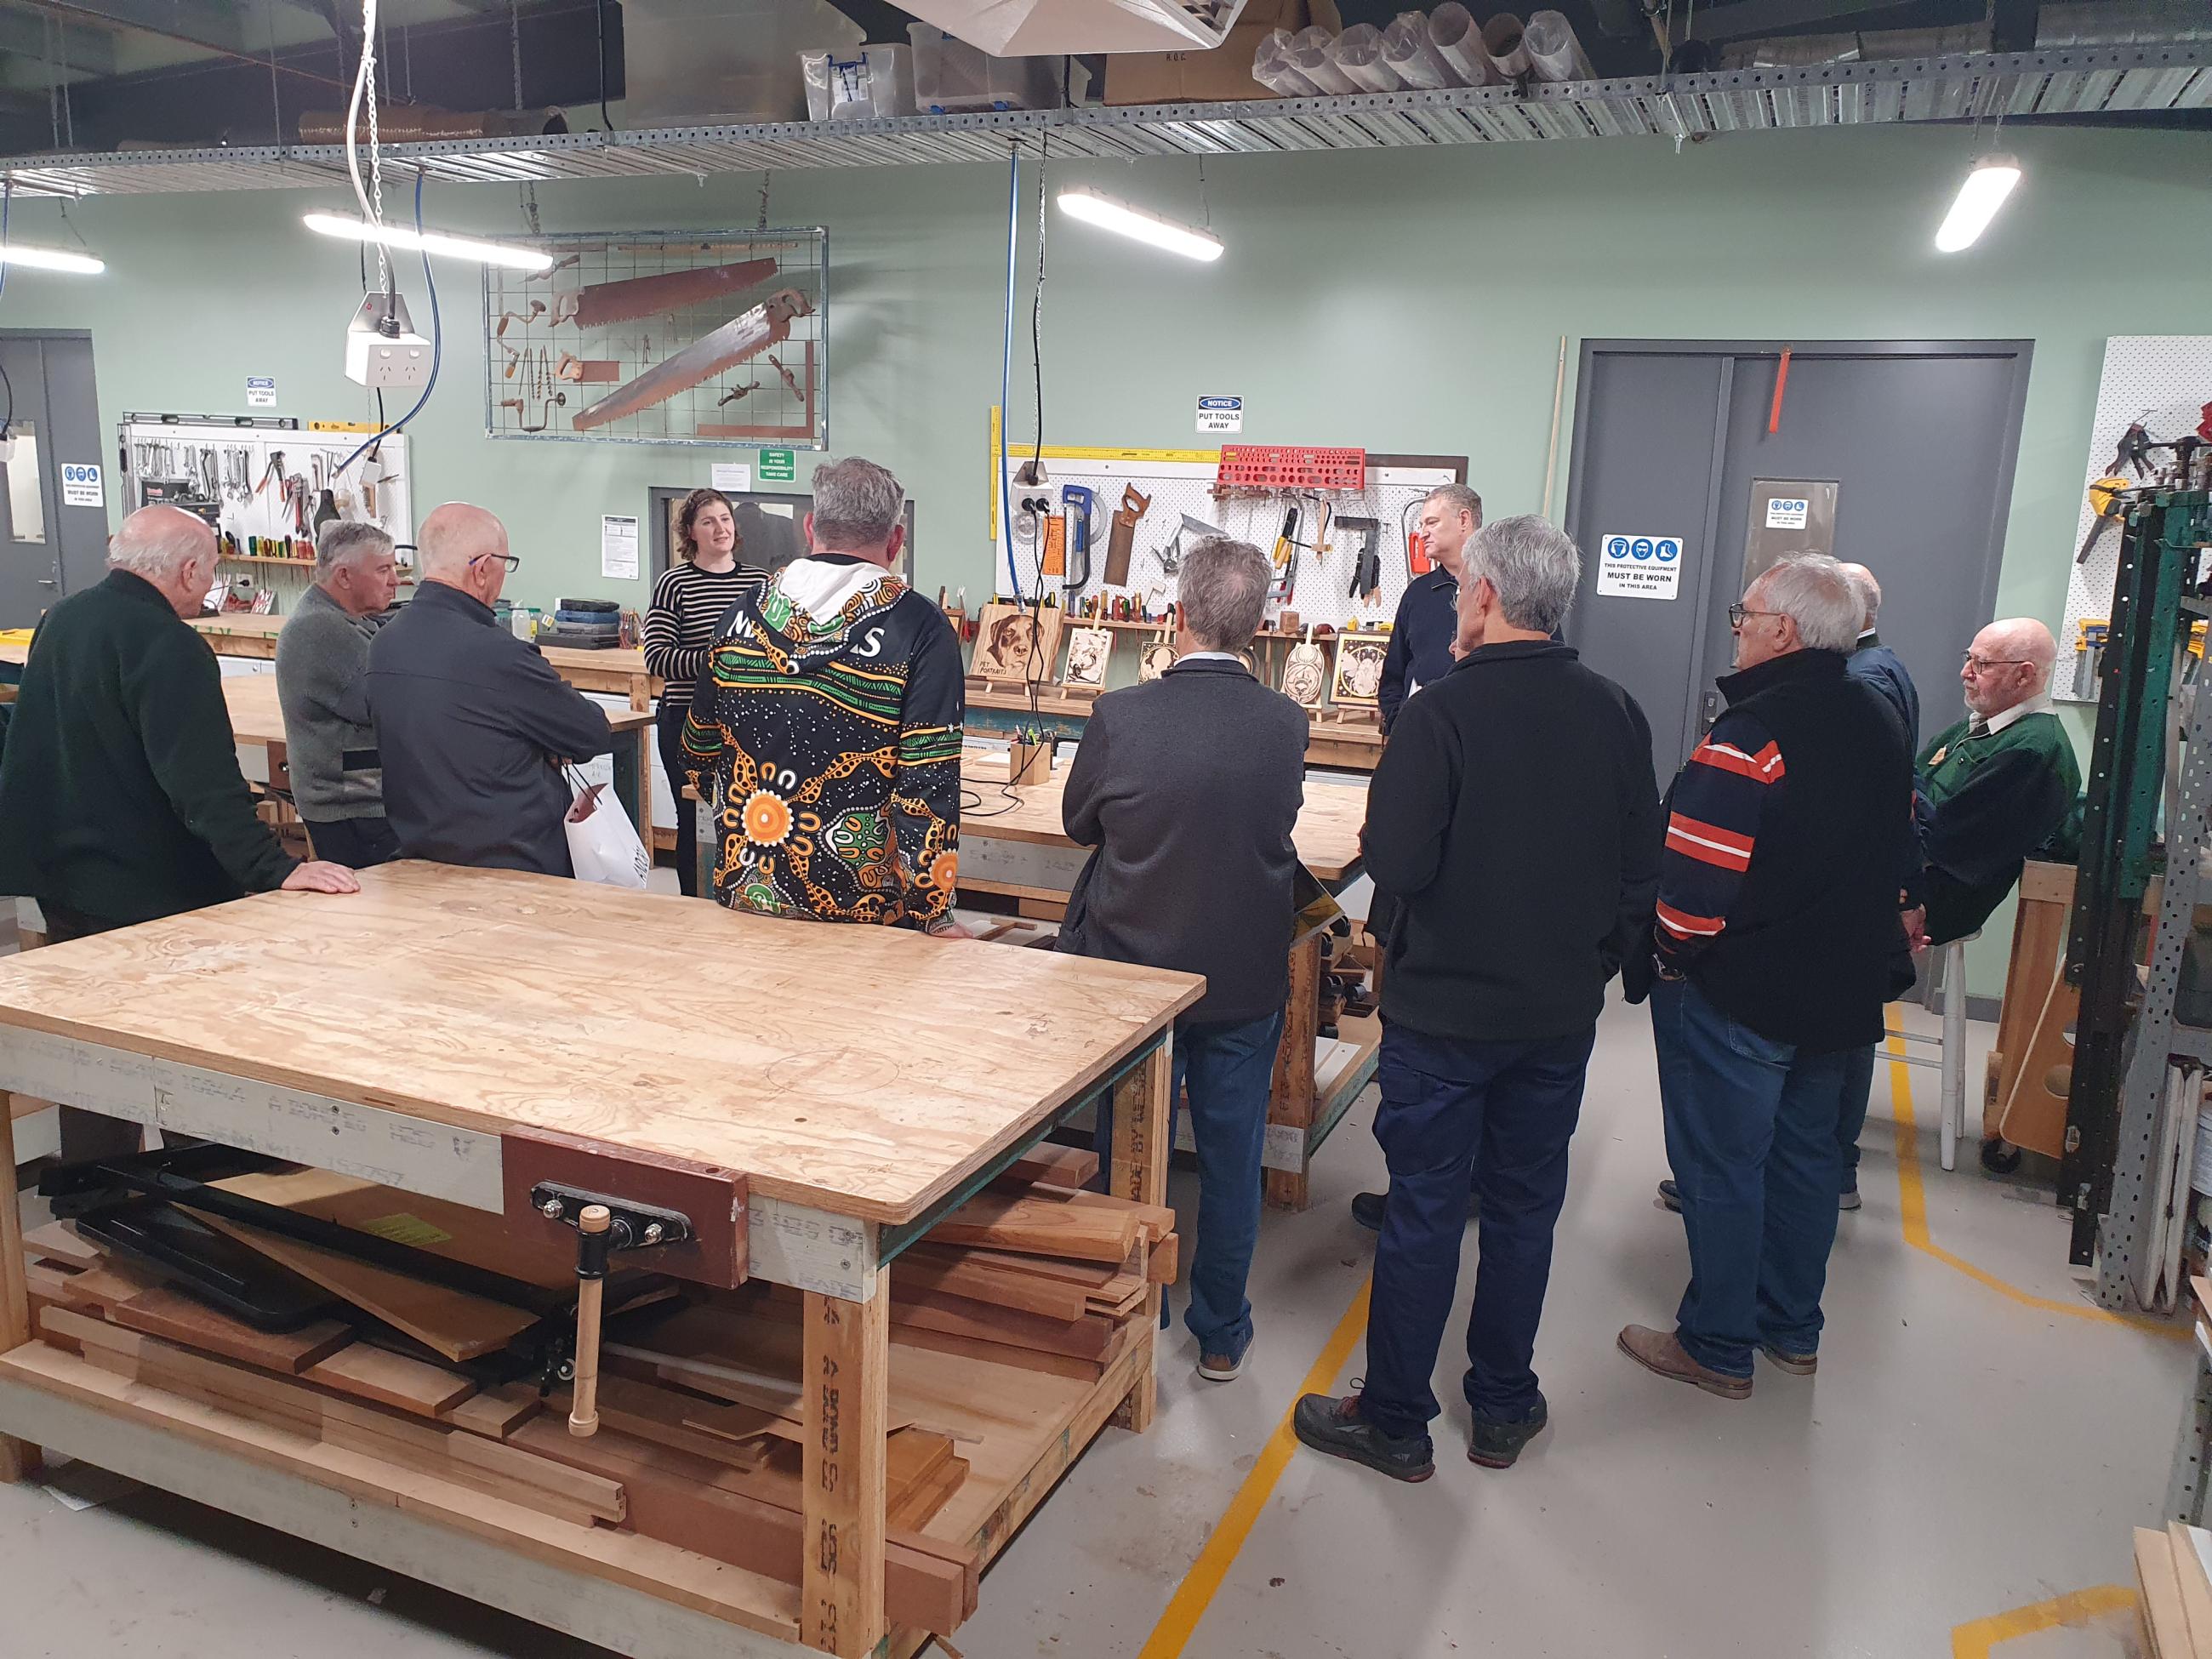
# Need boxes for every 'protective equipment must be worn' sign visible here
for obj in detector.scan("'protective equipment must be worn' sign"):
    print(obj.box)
[1596,533,1682,600]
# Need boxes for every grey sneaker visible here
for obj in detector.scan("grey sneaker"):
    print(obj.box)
[1291,1393,1436,1482]
[1839,1187,1862,1211]
[1468,1396,1548,1469]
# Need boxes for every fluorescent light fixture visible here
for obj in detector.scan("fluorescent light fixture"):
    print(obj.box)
[303,211,553,271]
[1934,154,2021,254]
[0,242,104,275]
[1056,188,1223,262]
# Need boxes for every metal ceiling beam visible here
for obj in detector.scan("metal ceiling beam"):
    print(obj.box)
[1693,0,1924,42]
[0,8,117,74]
[8,0,255,52]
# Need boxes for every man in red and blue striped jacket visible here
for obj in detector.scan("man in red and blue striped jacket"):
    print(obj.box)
[1619,553,1915,1400]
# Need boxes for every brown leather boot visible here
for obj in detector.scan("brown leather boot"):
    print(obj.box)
[1616,1325,1752,1400]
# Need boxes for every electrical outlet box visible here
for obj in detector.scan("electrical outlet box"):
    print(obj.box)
[344,293,431,390]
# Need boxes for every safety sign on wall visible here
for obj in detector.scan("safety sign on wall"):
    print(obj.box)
[1764,496,1810,529]
[1596,533,1682,600]
[245,376,278,409]
[60,463,102,507]
[1197,396,1243,434]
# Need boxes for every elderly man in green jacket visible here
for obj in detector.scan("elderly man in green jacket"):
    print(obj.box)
[0,505,357,1155]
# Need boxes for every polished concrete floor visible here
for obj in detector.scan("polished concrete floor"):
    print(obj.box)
[0,992,2186,1658]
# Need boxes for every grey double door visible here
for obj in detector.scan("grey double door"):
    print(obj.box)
[1562,339,2032,780]
[0,331,107,630]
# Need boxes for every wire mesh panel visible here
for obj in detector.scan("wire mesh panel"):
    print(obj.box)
[480,228,827,448]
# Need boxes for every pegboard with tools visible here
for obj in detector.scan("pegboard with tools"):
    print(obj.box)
[482,230,828,448]
[118,413,412,607]
[990,435,1459,630]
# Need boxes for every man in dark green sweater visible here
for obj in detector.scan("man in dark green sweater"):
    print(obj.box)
[0,505,358,1154]
[1905,616,2081,951]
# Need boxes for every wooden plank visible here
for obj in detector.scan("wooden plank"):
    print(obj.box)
[885,1427,954,1518]
[305,1344,477,1418]
[923,1189,1141,1265]
[2144,1525,2192,1659]
[1997,972,2078,1160]
[887,1451,967,1534]
[1108,1038,1172,1434]
[1006,1180,1176,1240]
[1264,933,1323,1211]
[886,1289,1112,1360]
[885,1321,1107,1382]
[579,1374,776,1469]
[2169,1522,2212,1659]
[109,1285,353,1374]
[321,1415,604,1529]
[0,862,1202,1229]
[1146,1232,1178,1285]
[803,1283,889,1657]
[440,1382,544,1440]
[50,1257,164,1314]
[932,1247,1115,1290]
[1987,880,2069,1140]
[214,1167,576,1290]
[0,1092,33,1479]
[890,1250,1092,1322]
[1002,1144,1099,1189]
[21,1219,100,1269]
[194,1212,537,1363]
[501,1127,750,1291]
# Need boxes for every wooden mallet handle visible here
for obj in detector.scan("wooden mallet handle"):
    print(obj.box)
[568,1204,612,1438]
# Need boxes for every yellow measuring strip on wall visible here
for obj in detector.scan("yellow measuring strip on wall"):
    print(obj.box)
[986,405,1223,544]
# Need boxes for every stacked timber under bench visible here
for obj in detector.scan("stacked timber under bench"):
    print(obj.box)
[0,864,1203,1659]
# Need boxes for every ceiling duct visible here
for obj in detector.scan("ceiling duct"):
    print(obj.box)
[2037,0,2212,46]
[897,0,1251,55]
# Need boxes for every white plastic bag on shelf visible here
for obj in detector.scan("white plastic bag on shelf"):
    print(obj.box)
[564,767,650,889]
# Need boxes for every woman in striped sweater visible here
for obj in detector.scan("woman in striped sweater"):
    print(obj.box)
[646,488,767,895]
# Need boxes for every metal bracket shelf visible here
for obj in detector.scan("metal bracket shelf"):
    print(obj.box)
[1,45,2205,197]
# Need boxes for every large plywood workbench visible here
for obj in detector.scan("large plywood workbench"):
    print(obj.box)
[957,758,1378,1210]
[0,863,1201,1658]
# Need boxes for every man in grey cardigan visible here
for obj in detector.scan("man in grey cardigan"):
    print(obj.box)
[276,522,402,868]
[1057,537,1308,1383]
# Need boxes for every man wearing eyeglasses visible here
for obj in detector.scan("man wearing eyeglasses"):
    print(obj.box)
[1902,618,2081,955]
[368,503,613,876]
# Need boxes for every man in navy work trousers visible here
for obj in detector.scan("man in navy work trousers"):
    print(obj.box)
[1294,516,1661,1479]
[1057,536,1308,1382]
[1621,553,1913,1398]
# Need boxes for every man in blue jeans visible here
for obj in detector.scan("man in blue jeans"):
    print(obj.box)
[1621,554,1915,1397]
[1057,536,1308,1380]
[1291,517,1661,1479]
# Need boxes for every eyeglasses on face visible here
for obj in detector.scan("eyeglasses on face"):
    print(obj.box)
[1727,603,1784,628]
[470,551,522,573]
[1962,652,2030,674]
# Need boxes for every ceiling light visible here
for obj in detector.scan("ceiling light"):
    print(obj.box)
[0,242,104,275]
[303,212,552,271]
[1056,189,1223,263]
[1935,154,2021,254]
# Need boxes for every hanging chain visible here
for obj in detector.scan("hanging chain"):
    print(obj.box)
[510,0,525,113]
[757,171,772,232]
[363,0,388,294]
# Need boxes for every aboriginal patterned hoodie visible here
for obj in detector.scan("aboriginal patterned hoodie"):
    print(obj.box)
[681,554,963,927]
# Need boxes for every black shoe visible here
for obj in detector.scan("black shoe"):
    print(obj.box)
[1291,1393,1436,1482]
[1468,1397,1548,1469]
[1657,1178,1682,1213]
[1351,1189,1480,1233]
[1981,1137,2023,1176]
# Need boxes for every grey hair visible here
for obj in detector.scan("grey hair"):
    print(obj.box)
[316,520,394,578]
[1425,482,1483,527]
[1178,537,1271,652]
[1753,554,1862,653]
[809,456,905,550]
[1463,515,1581,635]
[107,505,214,579]
[1839,563,1881,628]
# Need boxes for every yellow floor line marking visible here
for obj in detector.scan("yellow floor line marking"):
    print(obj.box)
[1950,1583,2137,1656]
[1135,1277,1374,1659]
[1884,1031,2185,1340]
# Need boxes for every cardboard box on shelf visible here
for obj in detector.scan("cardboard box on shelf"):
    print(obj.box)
[1104,0,1342,106]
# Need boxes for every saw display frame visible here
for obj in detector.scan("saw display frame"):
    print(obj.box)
[482,228,829,449]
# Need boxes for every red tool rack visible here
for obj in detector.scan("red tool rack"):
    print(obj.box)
[1216,445,1367,493]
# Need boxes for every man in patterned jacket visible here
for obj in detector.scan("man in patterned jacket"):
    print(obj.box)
[681,457,965,933]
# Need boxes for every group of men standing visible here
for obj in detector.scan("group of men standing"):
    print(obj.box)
[0,468,2082,1490]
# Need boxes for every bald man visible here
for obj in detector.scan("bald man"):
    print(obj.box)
[0,505,357,1157]
[1838,563,1918,750]
[368,504,613,875]
[1906,617,2081,949]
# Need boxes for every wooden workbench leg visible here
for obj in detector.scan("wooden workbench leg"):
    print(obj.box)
[1109,1035,1174,1432]
[802,1276,888,1659]
[0,1093,40,1481]
[1263,933,1323,1213]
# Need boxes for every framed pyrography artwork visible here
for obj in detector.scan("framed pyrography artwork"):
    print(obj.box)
[1331,630,1389,705]
[1062,625,1112,690]
[1137,639,1177,682]
[1281,636,1327,708]
[972,601,1063,683]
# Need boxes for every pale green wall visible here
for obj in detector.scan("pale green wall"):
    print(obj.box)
[4,121,2207,990]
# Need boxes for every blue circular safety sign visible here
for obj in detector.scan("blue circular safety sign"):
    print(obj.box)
[1631,538,1655,560]
[1605,536,1630,559]
[1655,539,1680,562]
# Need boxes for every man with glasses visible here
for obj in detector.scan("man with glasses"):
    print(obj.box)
[368,502,613,875]
[1619,554,1914,1400]
[1904,618,2080,954]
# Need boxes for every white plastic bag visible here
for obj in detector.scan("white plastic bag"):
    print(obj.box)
[564,767,650,889]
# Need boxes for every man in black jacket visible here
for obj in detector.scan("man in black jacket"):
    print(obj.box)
[0,505,358,1154]
[1294,516,1661,1481]
[1620,554,1914,1400]
[1377,483,1480,735]
[369,504,614,877]
[1058,536,1308,1382]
